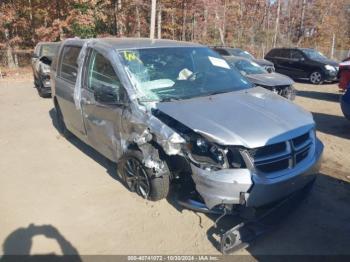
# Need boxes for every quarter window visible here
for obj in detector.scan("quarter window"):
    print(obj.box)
[87,50,121,92]
[60,46,81,83]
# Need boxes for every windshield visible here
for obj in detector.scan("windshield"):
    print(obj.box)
[233,59,267,75]
[119,47,252,102]
[229,49,254,60]
[40,44,59,57]
[302,49,327,60]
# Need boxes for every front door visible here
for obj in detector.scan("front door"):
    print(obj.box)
[80,49,125,161]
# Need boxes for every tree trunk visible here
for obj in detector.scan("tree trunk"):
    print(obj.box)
[4,29,15,69]
[273,0,281,47]
[28,0,34,43]
[135,4,141,37]
[117,0,123,36]
[157,4,162,39]
[182,1,187,41]
[203,6,208,42]
[113,0,117,35]
[171,10,175,40]
[150,0,156,39]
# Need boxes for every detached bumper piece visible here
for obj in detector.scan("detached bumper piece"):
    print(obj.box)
[219,179,314,254]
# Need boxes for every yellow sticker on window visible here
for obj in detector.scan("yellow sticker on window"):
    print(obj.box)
[123,51,137,61]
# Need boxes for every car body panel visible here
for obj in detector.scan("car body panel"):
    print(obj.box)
[341,88,350,120]
[245,72,294,87]
[156,87,313,148]
[51,38,323,210]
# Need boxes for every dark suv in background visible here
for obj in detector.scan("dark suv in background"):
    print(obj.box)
[31,42,60,97]
[265,48,339,84]
[212,47,275,73]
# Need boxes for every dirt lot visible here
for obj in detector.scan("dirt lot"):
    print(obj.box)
[1,73,350,258]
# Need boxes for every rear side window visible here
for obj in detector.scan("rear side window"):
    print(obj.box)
[279,49,290,58]
[214,48,230,56]
[266,49,280,58]
[59,46,81,83]
[87,50,121,91]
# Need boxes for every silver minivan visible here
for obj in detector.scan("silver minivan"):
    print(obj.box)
[51,38,323,212]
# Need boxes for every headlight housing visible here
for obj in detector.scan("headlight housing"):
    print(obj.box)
[186,136,246,170]
[187,137,226,169]
[325,64,336,72]
[40,63,51,74]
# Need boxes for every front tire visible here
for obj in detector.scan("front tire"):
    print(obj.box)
[309,71,323,85]
[118,150,169,201]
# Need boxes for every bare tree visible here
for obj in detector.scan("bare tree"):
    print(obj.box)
[273,0,281,47]
[150,0,156,39]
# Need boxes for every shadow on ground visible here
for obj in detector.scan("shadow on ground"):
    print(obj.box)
[245,174,350,256]
[49,108,122,185]
[312,112,350,139]
[0,224,81,261]
[297,90,341,103]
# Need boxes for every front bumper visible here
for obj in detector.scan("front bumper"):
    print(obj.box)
[324,70,339,82]
[191,138,323,209]
[39,75,52,93]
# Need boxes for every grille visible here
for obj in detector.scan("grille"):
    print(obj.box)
[250,131,313,174]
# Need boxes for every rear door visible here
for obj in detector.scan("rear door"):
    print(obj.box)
[289,50,309,78]
[55,45,86,138]
[273,49,294,76]
[80,48,125,161]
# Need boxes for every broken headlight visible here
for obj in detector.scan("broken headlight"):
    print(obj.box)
[187,137,227,169]
[40,63,51,74]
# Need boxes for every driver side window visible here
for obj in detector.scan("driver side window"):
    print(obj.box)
[87,50,121,92]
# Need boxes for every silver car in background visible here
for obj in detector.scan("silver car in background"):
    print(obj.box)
[224,56,296,100]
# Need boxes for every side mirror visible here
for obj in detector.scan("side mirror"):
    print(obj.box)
[298,57,305,62]
[94,84,123,105]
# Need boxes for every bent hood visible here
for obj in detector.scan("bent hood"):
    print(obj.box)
[156,87,314,148]
[246,72,294,87]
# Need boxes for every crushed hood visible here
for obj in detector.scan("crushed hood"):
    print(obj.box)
[156,87,314,148]
[246,72,294,87]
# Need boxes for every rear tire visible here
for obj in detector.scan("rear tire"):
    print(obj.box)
[54,101,71,138]
[309,71,323,85]
[118,150,170,201]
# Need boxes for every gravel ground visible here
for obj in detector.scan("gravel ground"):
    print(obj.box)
[0,74,350,258]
